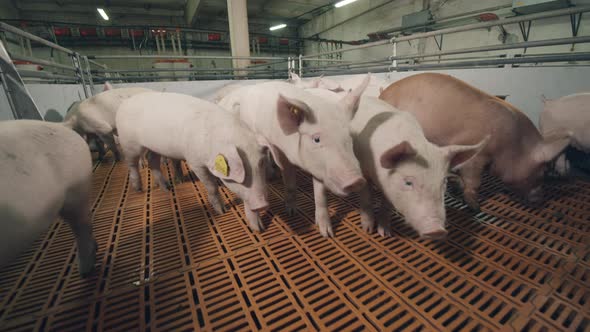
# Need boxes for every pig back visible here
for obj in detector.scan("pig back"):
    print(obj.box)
[0,120,92,265]
[540,93,590,151]
[379,73,538,156]
[81,87,152,128]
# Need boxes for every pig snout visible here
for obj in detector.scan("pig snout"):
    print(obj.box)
[414,218,447,240]
[327,170,366,196]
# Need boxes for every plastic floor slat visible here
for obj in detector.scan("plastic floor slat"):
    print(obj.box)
[1,155,589,331]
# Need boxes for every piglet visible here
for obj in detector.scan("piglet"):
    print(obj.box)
[380,73,571,210]
[63,82,152,160]
[539,93,590,175]
[308,89,487,239]
[116,92,275,232]
[0,120,97,277]
[219,77,369,237]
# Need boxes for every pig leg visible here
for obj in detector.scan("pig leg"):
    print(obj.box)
[192,167,226,214]
[60,184,97,278]
[265,152,280,181]
[244,201,265,232]
[97,133,121,161]
[147,151,170,191]
[122,146,143,192]
[359,185,376,234]
[313,178,334,237]
[376,198,393,237]
[89,134,106,160]
[283,165,297,216]
[172,159,185,184]
[460,159,486,212]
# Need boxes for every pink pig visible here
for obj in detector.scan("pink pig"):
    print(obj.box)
[380,73,571,210]
[539,92,590,175]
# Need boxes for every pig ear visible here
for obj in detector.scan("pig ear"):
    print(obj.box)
[380,141,417,169]
[276,94,314,135]
[308,77,322,88]
[103,82,113,91]
[340,73,370,119]
[256,134,286,170]
[533,129,571,163]
[289,72,301,83]
[207,145,246,183]
[444,135,490,171]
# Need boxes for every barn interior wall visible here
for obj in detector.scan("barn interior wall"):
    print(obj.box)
[300,0,590,63]
[2,67,588,125]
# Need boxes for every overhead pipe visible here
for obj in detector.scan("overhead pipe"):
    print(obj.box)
[302,6,590,59]
[88,54,289,60]
[301,35,590,72]
[304,52,590,76]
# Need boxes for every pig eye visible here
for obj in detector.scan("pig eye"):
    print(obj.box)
[404,178,414,187]
[312,134,321,144]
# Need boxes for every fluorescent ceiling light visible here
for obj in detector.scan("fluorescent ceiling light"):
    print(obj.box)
[335,0,359,8]
[269,24,287,31]
[97,8,109,21]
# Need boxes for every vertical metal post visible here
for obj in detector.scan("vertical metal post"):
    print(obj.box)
[155,33,161,53]
[176,30,182,54]
[287,56,292,77]
[26,39,32,56]
[83,56,94,95]
[131,30,136,51]
[171,34,177,54]
[71,53,89,98]
[160,34,166,52]
[0,67,19,119]
[298,54,303,77]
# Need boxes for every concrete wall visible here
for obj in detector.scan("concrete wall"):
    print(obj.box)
[300,0,590,65]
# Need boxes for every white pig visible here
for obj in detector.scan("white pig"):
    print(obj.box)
[0,120,97,277]
[307,89,488,239]
[219,77,370,237]
[539,93,590,175]
[63,83,152,160]
[116,92,276,232]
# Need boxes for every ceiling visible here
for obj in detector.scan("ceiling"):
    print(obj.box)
[12,0,335,34]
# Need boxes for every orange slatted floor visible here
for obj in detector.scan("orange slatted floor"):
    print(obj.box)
[0,154,589,332]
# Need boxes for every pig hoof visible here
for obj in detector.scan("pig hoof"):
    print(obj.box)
[211,202,226,214]
[361,221,375,234]
[78,241,97,278]
[249,220,265,232]
[319,224,334,238]
[465,199,480,212]
[285,205,296,216]
[377,224,392,237]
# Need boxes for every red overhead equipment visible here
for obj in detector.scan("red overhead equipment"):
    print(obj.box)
[53,27,70,36]
[208,33,221,41]
[104,28,121,37]
[79,28,97,37]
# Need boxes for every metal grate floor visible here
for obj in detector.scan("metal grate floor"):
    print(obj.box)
[1,155,589,332]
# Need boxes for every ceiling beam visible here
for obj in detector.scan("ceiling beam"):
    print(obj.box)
[185,0,202,26]
[16,3,184,17]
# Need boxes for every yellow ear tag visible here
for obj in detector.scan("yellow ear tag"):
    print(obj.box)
[289,106,300,117]
[214,154,229,177]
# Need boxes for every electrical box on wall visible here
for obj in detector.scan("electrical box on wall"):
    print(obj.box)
[401,9,433,33]
[512,0,570,15]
